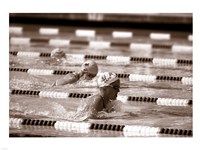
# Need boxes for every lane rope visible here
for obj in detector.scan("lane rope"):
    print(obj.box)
[9,67,73,75]
[9,26,192,42]
[9,117,192,137]
[9,37,192,53]
[9,67,193,85]
[10,89,192,107]
[9,51,193,66]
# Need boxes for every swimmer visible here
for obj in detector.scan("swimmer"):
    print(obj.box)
[51,59,98,86]
[72,72,120,120]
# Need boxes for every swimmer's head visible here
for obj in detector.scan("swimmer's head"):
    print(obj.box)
[51,48,65,59]
[81,60,98,79]
[97,72,120,88]
[98,72,120,101]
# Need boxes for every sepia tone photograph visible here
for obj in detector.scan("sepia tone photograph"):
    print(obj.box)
[8,13,193,138]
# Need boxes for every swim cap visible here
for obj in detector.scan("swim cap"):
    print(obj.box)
[81,60,98,77]
[51,48,65,59]
[97,72,119,87]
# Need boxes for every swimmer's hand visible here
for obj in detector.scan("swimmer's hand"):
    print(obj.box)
[51,81,56,87]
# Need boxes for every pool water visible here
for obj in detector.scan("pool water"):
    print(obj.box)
[9,23,192,137]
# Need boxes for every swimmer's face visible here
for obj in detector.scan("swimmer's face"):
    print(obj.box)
[106,79,120,100]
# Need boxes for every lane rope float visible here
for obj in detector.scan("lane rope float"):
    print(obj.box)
[39,28,59,35]
[75,29,96,37]
[149,33,171,40]
[112,31,133,38]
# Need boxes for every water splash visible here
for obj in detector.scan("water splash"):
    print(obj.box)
[9,95,137,122]
[62,99,136,121]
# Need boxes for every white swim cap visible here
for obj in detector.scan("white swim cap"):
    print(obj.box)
[97,72,119,87]
[81,60,98,77]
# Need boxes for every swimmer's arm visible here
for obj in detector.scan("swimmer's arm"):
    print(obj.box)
[52,72,80,86]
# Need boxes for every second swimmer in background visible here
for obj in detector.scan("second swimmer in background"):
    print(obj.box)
[51,48,99,86]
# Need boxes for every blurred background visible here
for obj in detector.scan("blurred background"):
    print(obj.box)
[10,13,192,31]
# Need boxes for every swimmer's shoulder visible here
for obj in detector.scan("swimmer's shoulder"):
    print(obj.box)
[87,94,104,112]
